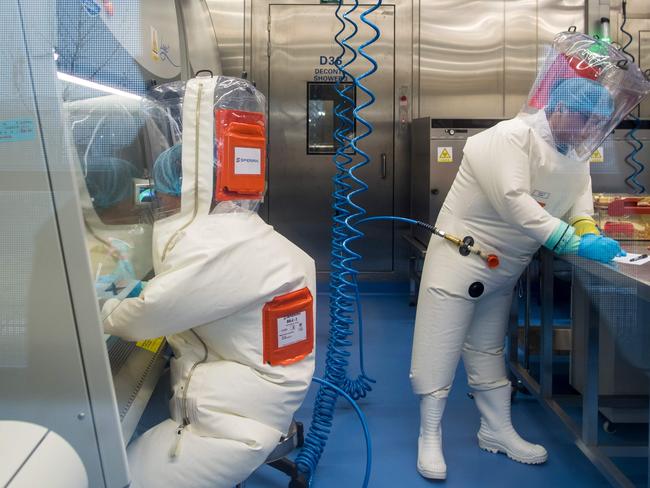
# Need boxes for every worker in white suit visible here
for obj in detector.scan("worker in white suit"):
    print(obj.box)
[411,31,650,480]
[103,75,317,488]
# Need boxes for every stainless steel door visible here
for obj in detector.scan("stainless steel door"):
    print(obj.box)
[268,4,395,272]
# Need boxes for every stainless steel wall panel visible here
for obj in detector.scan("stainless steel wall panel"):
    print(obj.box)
[538,0,586,42]
[178,0,223,76]
[608,0,650,117]
[505,0,538,117]
[623,0,650,17]
[419,0,505,118]
[413,0,421,118]
[418,0,585,119]
[206,0,246,77]
[395,1,416,279]
[585,0,610,35]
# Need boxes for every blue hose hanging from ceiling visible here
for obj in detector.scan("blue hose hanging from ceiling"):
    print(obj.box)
[620,0,646,194]
[296,1,382,486]
[329,0,375,401]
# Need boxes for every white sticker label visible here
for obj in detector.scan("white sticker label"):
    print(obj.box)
[234,147,262,175]
[437,146,453,163]
[277,311,307,348]
[0,118,35,143]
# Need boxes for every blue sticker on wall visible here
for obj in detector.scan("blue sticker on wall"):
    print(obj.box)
[81,0,101,17]
[0,118,36,143]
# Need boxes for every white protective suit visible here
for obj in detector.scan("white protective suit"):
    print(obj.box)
[411,28,650,478]
[411,110,593,396]
[410,110,593,478]
[103,77,316,488]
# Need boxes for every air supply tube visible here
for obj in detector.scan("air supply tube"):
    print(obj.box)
[296,2,382,486]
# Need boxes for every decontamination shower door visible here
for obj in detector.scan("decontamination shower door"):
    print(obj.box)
[267,4,396,272]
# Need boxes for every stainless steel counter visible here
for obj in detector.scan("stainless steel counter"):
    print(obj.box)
[508,247,650,488]
[563,242,650,297]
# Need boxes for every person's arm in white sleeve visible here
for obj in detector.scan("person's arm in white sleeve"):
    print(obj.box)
[466,124,562,245]
[102,267,204,342]
[102,253,258,341]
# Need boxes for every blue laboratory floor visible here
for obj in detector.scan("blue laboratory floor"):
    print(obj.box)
[243,287,613,488]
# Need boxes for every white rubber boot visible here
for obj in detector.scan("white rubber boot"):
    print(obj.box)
[473,384,548,465]
[417,393,447,480]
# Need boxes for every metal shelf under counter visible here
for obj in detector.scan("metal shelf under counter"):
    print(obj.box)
[508,245,650,488]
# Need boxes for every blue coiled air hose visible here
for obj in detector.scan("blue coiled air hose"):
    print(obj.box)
[306,377,372,488]
[624,115,646,194]
[296,1,382,486]
[620,0,646,194]
[330,0,374,400]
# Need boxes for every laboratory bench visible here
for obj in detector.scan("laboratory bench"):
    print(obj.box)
[508,244,650,488]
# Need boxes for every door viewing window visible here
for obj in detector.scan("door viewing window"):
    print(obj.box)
[307,82,356,155]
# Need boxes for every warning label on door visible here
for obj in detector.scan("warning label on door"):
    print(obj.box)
[277,311,308,348]
[437,147,453,163]
[590,146,604,164]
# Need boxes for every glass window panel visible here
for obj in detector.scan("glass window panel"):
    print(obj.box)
[307,82,355,155]
[55,0,183,309]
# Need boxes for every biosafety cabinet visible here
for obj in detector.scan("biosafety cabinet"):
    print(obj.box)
[0,0,220,486]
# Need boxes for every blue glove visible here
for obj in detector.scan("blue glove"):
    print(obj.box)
[578,234,626,263]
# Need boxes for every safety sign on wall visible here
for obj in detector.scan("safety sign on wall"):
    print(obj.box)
[590,146,605,164]
[437,146,454,163]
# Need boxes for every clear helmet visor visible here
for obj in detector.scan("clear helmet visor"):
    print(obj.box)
[522,30,650,160]
[141,83,185,222]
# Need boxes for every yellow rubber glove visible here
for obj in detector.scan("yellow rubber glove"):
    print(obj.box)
[570,216,600,237]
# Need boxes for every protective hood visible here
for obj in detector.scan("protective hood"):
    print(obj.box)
[101,76,316,488]
[522,29,650,160]
[142,76,267,271]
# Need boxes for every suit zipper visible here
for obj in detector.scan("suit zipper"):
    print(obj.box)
[169,329,209,458]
